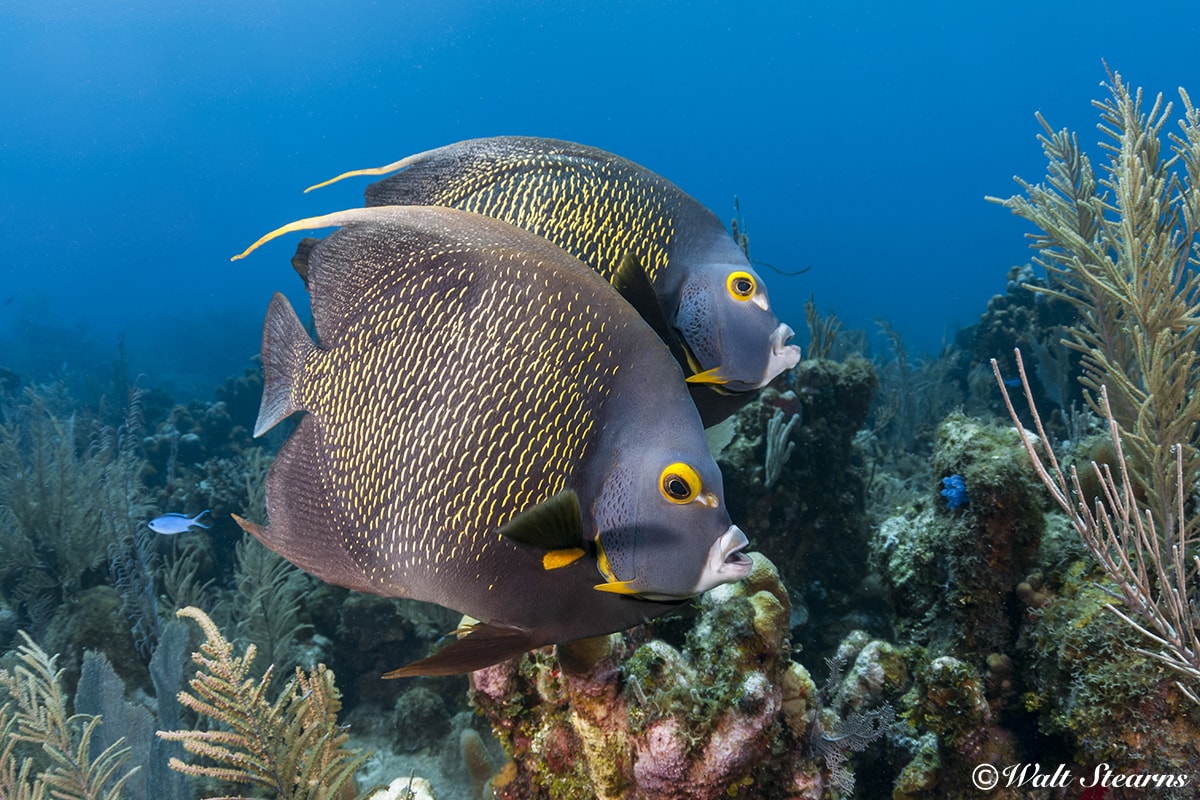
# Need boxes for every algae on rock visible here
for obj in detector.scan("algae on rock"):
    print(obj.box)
[466,553,867,799]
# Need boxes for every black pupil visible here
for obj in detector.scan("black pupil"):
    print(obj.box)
[735,278,752,295]
[667,476,689,498]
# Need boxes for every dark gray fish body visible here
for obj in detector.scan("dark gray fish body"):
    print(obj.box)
[236,206,751,675]
[308,137,801,425]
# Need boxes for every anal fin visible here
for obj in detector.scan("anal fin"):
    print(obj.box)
[382,623,539,678]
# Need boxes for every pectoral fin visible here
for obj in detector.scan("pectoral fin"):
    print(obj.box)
[497,490,585,552]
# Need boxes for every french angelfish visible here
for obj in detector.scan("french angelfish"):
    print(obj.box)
[233,206,752,676]
[302,136,802,426]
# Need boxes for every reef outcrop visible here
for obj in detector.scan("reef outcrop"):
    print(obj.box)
[467,553,853,799]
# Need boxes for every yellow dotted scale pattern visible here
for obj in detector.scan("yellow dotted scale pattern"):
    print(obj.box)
[296,241,624,593]
[419,151,679,285]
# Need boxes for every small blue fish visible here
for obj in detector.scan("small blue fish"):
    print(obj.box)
[148,510,211,535]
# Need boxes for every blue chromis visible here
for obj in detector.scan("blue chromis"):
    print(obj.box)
[295,136,802,426]
[148,510,211,535]
[232,205,752,677]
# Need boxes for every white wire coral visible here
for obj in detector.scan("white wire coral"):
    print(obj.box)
[764,407,799,488]
[994,351,1200,704]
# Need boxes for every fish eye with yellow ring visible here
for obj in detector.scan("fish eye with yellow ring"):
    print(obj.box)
[726,271,756,301]
[660,462,702,504]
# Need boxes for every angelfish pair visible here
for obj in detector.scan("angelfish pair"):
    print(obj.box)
[245,136,801,426]
[234,139,799,676]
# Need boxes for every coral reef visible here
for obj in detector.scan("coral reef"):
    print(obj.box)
[306,588,462,714]
[1024,561,1200,779]
[961,262,1080,417]
[715,356,882,660]
[468,552,892,799]
[858,412,1051,796]
[874,412,1045,660]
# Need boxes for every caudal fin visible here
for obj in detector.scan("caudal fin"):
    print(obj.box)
[255,292,317,437]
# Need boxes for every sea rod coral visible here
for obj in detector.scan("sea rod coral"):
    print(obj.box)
[988,67,1200,701]
[158,606,378,800]
[988,67,1200,539]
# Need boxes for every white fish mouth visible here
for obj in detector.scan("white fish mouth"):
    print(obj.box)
[744,324,801,390]
[722,324,802,392]
[694,525,752,593]
[770,323,801,369]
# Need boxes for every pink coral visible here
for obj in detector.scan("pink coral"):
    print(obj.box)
[633,718,688,789]
[468,554,833,799]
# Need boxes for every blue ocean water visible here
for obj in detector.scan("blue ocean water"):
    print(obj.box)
[2,1,1197,399]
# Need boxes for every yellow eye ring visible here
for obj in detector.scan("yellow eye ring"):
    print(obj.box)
[660,462,702,504]
[726,271,756,301]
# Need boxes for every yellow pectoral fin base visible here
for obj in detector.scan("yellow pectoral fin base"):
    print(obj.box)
[593,580,641,595]
[686,367,730,386]
[543,548,586,570]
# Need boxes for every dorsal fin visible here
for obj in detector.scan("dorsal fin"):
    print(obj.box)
[231,207,399,261]
[303,155,417,193]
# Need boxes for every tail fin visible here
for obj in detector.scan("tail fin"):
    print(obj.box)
[255,293,317,437]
